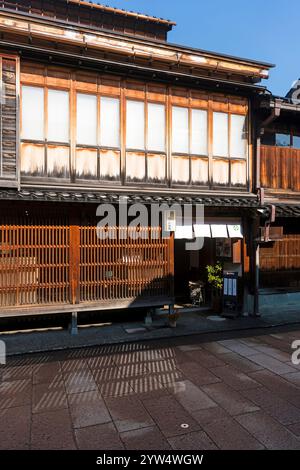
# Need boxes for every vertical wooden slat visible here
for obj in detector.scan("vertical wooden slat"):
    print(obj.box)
[69,225,80,304]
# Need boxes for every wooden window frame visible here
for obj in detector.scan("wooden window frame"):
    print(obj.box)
[75,91,121,182]
[19,64,250,191]
[125,98,167,185]
[211,110,249,189]
[21,84,71,180]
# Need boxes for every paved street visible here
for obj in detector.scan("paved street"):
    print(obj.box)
[1,329,300,450]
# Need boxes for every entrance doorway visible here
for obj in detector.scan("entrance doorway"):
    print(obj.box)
[174,236,243,307]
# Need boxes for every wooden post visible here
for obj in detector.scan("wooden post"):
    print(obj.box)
[69,225,80,305]
[251,217,260,317]
[169,231,175,302]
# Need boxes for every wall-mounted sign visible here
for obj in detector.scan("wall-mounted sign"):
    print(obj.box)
[164,210,176,232]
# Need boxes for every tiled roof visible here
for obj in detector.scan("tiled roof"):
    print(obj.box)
[67,1,176,26]
[0,189,260,208]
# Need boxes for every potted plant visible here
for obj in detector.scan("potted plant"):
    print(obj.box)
[167,309,180,328]
[206,262,223,314]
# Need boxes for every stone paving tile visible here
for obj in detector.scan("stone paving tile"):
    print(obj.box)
[210,365,260,391]
[145,358,177,376]
[138,349,168,362]
[117,362,149,378]
[60,359,90,374]
[202,416,264,450]
[0,405,31,449]
[32,361,62,385]
[193,406,231,426]
[167,380,217,413]
[287,422,300,437]
[111,351,142,366]
[168,347,193,365]
[217,340,258,357]
[120,426,171,450]
[247,353,296,375]
[1,364,33,382]
[178,344,203,352]
[87,354,115,370]
[32,381,68,413]
[221,352,264,373]
[202,382,260,416]
[242,386,300,426]
[257,335,293,353]
[105,396,153,433]
[201,342,232,355]
[154,369,184,386]
[92,366,123,384]
[185,350,226,368]
[31,409,76,449]
[237,411,300,450]
[128,374,168,397]
[238,337,264,348]
[249,370,300,407]
[251,345,291,363]
[75,422,124,450]
[68,390,111,428]
[168,430,217,450]
[175,362,221,386]
[97,379,135,398]
[64,369,98,394]
[142,395,200,438]
[282,371,300,387]
[0,379,32,409]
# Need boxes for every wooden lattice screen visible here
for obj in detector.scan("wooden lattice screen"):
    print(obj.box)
[0,225,70,307]
[260,234,300,271]
[79,226,172,302]
[0,225,173,309]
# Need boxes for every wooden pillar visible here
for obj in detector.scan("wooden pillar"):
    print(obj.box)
[251,216,261,317]
[69,225,80,305]
[168,231,175,300]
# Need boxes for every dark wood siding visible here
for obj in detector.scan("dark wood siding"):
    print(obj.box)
[0,54,19,185]
[260,145,300,192]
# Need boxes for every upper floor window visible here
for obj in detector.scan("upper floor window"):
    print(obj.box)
[213,112,247,158]
[21,85,70,179]
[262,131,300,149]
[76,93,97,146]
[22,86,70,143]
[76,94,120,148]
[172,106,208,155]
[276,133,290,147]
[21,86,44,140]
[126,100,166,151]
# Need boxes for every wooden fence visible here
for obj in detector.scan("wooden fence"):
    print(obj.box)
[0,224,173,309]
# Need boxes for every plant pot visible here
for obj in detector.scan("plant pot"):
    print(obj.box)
[211,292,222,314]
[168,319,177,328]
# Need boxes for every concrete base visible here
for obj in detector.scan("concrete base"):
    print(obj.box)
[68,311,78,335]
[246,290,300,316]
[259,290,300,315]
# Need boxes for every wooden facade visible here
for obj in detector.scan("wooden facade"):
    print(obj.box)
[19,61,250,190]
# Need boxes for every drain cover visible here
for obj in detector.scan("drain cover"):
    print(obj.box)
[181,423,189,429]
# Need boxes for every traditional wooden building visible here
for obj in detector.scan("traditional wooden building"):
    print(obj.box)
[0,0,276,323]
[257,89,300,314]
